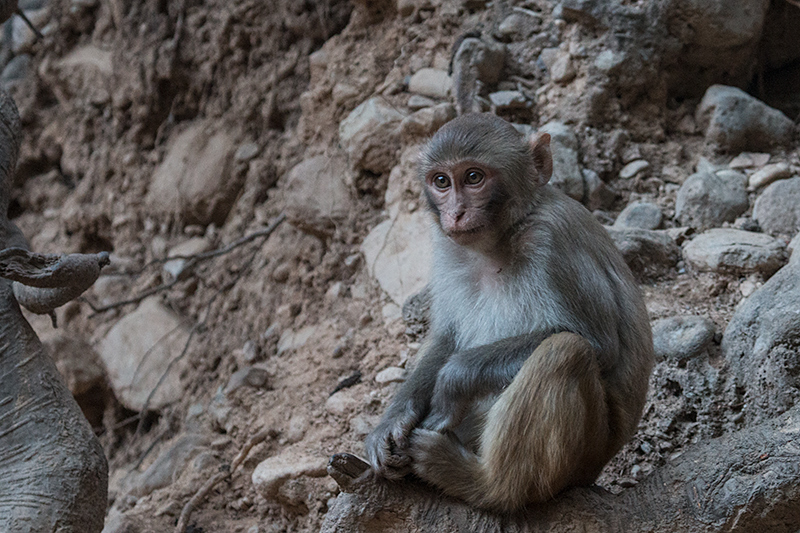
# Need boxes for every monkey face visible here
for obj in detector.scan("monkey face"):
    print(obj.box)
[423,161,501,246]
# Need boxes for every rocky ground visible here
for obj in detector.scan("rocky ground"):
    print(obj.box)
[3,0,800,531]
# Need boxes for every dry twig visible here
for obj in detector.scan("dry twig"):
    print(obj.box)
[175,430,270,533]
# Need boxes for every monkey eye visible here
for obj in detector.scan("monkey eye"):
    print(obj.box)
[464,169,485,185]
[432,174,451,189]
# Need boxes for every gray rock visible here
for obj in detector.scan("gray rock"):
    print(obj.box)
[399,103,456,140]
[683,228,787,275]
[234,142,260,162]
[672,0,769,49]
[550,53,576,84]
[407,94,435,110]
[99,297,190,411]
[488,90,528,110]
[614,202,662,230]
[753,176,800,236]
[361,210,432,306]
[163,237,211,282]
[696,85,794,152]
[224,365,269,395]
[583,168,616,210]
[11,8,49,53]
[252,452,327,500]
[283,154,352,237]
[605,227,680,277]
[339,97,406,174]
[407,68,452,99]
[619,160,650,180]
[748,162,791,190]
[675,170,748,230]
[722,260,800,423]
[728,152,770,170]
[651,315,715,363]
[147,121,240,226]
[497,13,539,40]
[1,54,31,86]
[539,121,584,201]
[125,434,209,497]
[375,366,406,384]
[277,326,318,355]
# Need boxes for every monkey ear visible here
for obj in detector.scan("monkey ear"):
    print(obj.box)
[529,132,553,185]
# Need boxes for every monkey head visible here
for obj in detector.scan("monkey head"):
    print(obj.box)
[418,113,553,247]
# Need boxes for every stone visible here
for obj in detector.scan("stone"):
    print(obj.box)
[729,152,770,169]
[619,160,650,180]
[399,103,456,139]
[753,177,800,236]
[451,37,505,86]
[224,365,269,395]
[497,13,539,40]
[407,94,435,110]
[488,90,528,109]
[375,366,406,384]
[672,0,769,49]
[147,121,240,226]
[163,237,211,282]
[583,168,616,210]
[325,390,359,415]
[339,97,406,174]
[696,85,794,152]
[1,54,32,86]
[42,332,105,397]
[789,233,800,264]
[407,68,452,99]
[99,297,190,411]
[361,210,432,306]
[52,45,113,105]
[125,434,209,497]
[675,170,748,230]
[539,121,585,201]
[11,7,49,53]
[683,228,787,275]
[550,53,576,84]
[722,260,800,423]
[605,227,680,277]
[614,202,662,230]
[652,315,715,363]
[748,163,791,190]
[252,452,327,500]
[234,142,260,162]
[277,326,317,355]
[283,154,351,237]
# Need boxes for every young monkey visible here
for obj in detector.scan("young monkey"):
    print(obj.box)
[365,113,654,512]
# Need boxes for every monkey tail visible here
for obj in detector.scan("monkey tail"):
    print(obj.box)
[476,332,610,512]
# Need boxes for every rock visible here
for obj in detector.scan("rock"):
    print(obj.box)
[675,170,748,230]
[252,452,327,500]
[147,121,240,226]
[488,90,528,110]
[1,54,32,86]
[339,97,406,174]
[550,53,576,84]
[672,0,769,49]
[277,326,317,355]
[126,434,209,497]
[497,13,539,40]
[407,68,452,99]
[652,315,715,363]
[451,37,505,86]
[361,210,432,306]
[583,168,616,210]
[683,228,787,275]
[53,45,113,105]
[753,177,800,236]
[224,365,269,395]
[283,154,351,237]
[375,366,406,384]
[722,260,800,423]
[614,202,662,230]
[42,331,105,396]
[407,94,436,110]
[729,152,770,170]
[325,391,359,415]
[619,160,650,180]
[399,103,456,139]
[789,233,800,264]
[748,162,791,190]
[605,227,680,277]
[539,122,584,201]
[234,142,260,162]
[696,85,794,152]
[163,237,211,281]
[11,7,49,53]
[99,297,190,411]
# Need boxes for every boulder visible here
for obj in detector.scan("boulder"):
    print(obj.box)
[683,228,786,275]
[753,176,800,236]
[339,97,406,174]
[675,170,748,230]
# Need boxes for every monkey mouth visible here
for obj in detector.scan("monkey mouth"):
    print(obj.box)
[447,225,486,242]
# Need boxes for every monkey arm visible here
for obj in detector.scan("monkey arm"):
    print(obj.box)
[422,330,558,432]
[365,332,455,477]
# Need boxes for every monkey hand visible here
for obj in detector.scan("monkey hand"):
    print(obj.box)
[365,407,421,479]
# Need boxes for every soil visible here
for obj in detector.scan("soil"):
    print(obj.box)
[5,0,797,531]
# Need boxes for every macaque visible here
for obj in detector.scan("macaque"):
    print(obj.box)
[365,113,654,512]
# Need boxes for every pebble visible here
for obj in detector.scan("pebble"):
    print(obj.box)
[407,68,452,99]
[488,90,528,109]
[613,202,662,230]
[748,163,791,190]
[651,315,715,363]
[729,152,770,169]
[375,366,406,384]
[619,160,650,180]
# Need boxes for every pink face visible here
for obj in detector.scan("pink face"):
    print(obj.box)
[425,160,497,246]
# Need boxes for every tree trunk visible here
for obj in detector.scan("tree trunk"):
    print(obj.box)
[323,405,800,532]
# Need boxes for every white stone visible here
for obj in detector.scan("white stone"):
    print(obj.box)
[683,228,787,275]
[748,162,791,190]
[163,237,211,281]
[99,298,190,411]
[283,154,351,236]
[408,68,452,99]
[361,210,432,306]
[619,160,650,179]
[729,152,770,169]
[252,452,327,499]
[339,98,406,174]
[488,90,528,109]
[375,366,406,384]
[277,326,317,355]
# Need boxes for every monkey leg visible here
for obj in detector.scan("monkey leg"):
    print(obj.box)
[410,332,610,513]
